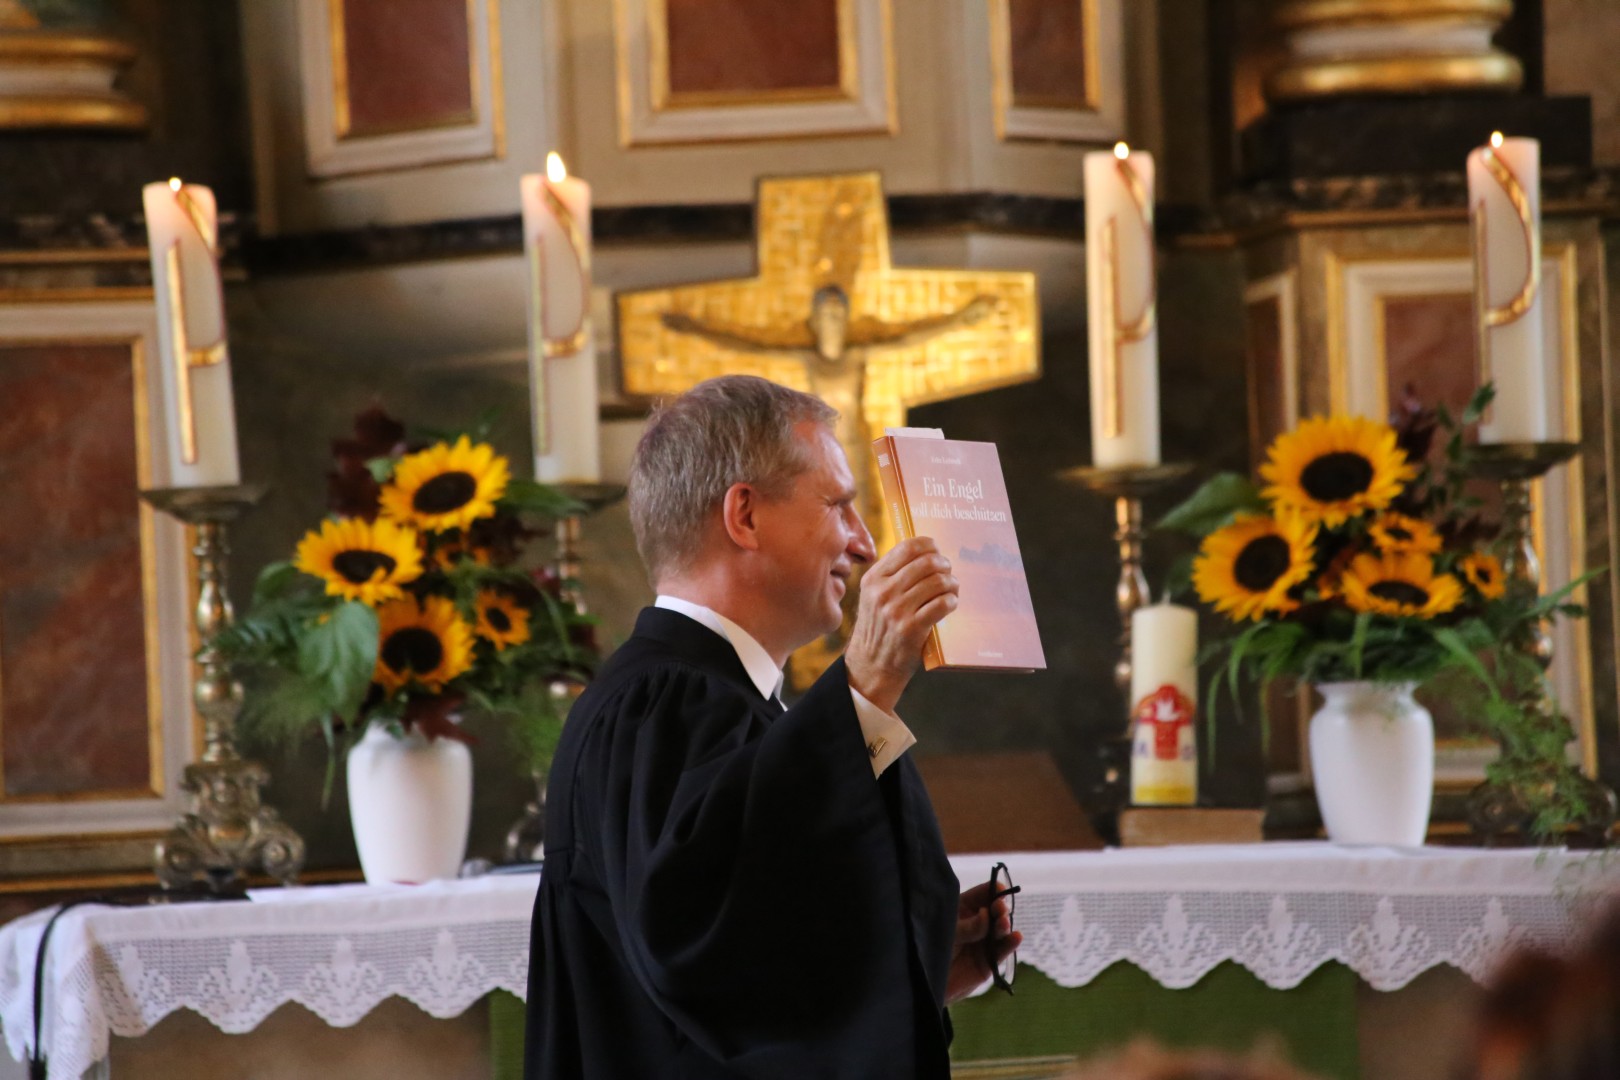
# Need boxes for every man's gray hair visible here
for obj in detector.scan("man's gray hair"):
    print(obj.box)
[629,374,837,583]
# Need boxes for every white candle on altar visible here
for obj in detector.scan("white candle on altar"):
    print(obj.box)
[1468,132,1547,444]
[1130,602,1198,806]
[1085,143,1160,469]
[522,152,600,484]
[142,177,240,488]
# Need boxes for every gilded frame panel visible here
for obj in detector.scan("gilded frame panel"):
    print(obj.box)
[1319,239,1596,787]
[614,0,896,145]
[297,0,505,177]
[0,297,197,858]
[988,0,1124,143]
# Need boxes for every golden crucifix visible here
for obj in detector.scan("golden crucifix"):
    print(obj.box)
[618,171,1040,539]
[618,172,1041,682]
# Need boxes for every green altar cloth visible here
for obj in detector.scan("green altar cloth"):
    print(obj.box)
[947,962,1358,1078]
[490,960,1359,1079]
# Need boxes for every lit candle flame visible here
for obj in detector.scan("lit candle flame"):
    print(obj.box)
[546,152,567,183]
[168,177,182,191]
[1113,142,1129,160]
[1490,131,1504,149]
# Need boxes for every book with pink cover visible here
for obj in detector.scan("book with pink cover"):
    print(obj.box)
[872,430,1046,672]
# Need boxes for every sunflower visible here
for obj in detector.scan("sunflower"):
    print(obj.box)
[429,533,492,571]
[380,436,510,533]
[1339,551,1463,619]
[294,516,423,605]
[1193,513,1318,622]
[475,589,531,650]
[1367,513,1443,556]
[1315,543,1360,600]
[373,595,475,693]
[1460,552,1507,600]
[1261,416,1416,528]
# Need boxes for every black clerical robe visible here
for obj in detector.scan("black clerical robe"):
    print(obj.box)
[525,606,959,1079]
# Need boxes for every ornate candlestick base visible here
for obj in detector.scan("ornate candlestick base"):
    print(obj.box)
[142,485,305,891]
[1465,443,1616,845]
[502,481,625,862]
[548,482,628,610]
[1059,462,1197,842]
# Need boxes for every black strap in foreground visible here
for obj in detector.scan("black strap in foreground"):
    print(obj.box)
[28,882,247,1079]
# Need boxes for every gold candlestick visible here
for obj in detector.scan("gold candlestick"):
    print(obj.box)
[141,484,305,891]
[1467,442,1616,844]
[1061,463,1197,693]
[503,481,625,864]
[1060,462,1195,840]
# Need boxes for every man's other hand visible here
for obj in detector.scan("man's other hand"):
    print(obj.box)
[844,537,958,713]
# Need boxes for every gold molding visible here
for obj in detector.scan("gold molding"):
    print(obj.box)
[1323,247,1348,416]
[1275,0,1512,28]
[0,286,154,303]
[647,0,860,111]
[0,95,145,130]
[0,248,149,267]
[988,0,1102,141]
[0,30,147,131]
[0,328,168,805]
[0,32,138,64]
[1268,53,1522,101]
[486,0,506,159]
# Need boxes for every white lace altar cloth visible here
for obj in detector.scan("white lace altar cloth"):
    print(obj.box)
[3,845,1617,1079]
[949,844,1620,997]
[0,875,538,1080]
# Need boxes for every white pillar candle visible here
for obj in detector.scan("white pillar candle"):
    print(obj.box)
[1130,602,1198,806]
[522,152,600,484]
[142,178,240,488]
[1085,143,1160,468]
[1468,133,1547,444]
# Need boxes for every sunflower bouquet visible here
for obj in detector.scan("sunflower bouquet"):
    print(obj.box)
[218,407,598,796]
[1163,385,1586,742]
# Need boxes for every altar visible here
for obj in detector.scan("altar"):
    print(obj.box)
[2,844,1614,1080]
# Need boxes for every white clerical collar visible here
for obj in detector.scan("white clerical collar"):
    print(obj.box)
[654,595,785,703]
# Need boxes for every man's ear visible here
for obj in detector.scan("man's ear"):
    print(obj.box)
[720,482,764,550]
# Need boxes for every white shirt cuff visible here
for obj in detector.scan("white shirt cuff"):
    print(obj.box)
[849,686,917,778]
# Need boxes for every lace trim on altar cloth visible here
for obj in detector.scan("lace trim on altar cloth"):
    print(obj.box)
[3,847,1618,1080]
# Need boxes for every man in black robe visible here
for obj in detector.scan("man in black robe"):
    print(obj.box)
[525,375,1017,1079]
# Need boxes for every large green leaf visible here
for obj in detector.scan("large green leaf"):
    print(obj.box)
[1156,473,1267,537]
[500,479,587,518]
[297,600,379,718]
[252,561,301,605]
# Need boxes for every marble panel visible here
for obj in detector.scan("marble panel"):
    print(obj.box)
[1382,294,1476,421]
[1006,0,1088,109]
[339,0,475,137]
[0,343,151,797]
[1379,294,1496,754]
[664,0,842,99]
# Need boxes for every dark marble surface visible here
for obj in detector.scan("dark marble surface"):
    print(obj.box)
[1241,94,1594,181]
[1220,168,1620,231]
[0,0,253,219]
[6,170,1616,279]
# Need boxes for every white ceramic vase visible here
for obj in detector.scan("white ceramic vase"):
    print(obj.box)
[347,722,473,884]
[1309,681,1434,847]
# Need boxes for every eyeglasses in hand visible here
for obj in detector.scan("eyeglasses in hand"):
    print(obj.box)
[985,861,1020,994]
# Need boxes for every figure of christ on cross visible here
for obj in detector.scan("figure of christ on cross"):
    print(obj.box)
[662,285,999,521]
